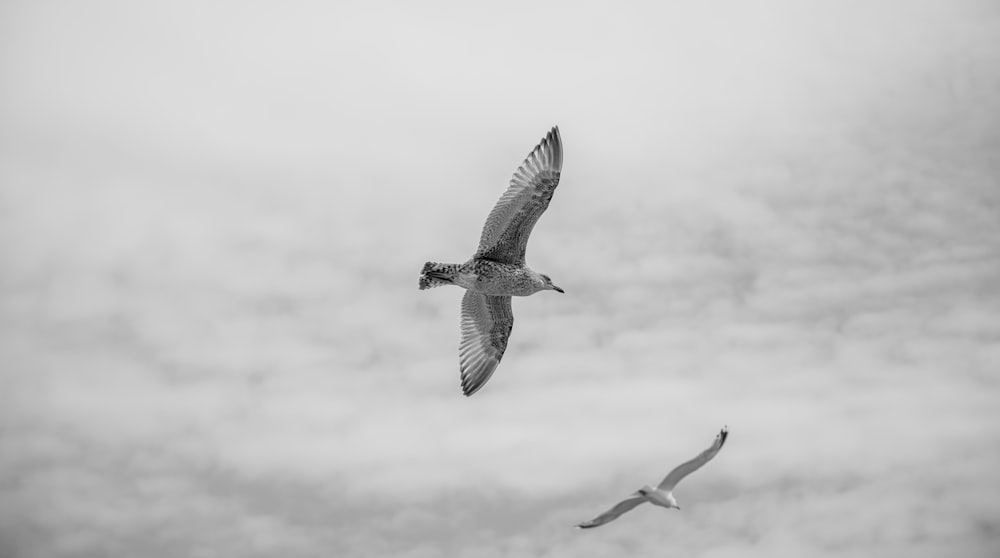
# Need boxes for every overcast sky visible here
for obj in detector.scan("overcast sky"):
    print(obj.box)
[2,1,999,557]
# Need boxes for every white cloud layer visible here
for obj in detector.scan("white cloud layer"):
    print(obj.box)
[2,0,999,556]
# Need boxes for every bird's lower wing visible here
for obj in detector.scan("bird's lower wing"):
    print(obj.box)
[657,426,729,490]
[458,292,513,396]
[577,493,647,529]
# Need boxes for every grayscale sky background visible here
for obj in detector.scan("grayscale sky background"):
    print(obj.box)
[2,1,999,556]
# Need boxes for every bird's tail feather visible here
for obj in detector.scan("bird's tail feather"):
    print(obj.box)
[419,262,459,290]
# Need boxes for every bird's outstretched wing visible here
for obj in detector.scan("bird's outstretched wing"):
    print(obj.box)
[657,427,729,491]
[475,126,563,265]
[577,492,647,529]
[458,291,514,396]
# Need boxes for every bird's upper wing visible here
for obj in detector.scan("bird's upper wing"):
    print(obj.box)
[577,492,647,529]
[458,292,514,396]
[657,426,729,491]
[474,126,563,265]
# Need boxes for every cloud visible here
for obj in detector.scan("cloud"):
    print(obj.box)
[2,0,1000,557]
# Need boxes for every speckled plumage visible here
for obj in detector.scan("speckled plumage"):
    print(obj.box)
[419,126,565,396]
[422,259,546,296]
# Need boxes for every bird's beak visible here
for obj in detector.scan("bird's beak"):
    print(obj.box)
[552,285,564,293]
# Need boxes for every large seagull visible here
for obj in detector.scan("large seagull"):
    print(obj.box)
[578,427,729,529]
[419,126,565,396]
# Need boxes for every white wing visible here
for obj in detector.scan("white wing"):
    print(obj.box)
[458,291,514,396]
[577,492,647,529]
[474,126,563,265]
[657,427,729,491]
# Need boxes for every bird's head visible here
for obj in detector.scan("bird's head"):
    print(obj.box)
[538,273,564,294]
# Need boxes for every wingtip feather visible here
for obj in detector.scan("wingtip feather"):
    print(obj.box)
[461,373,481,396]
[459,360,496,396]
[546,125,563,172]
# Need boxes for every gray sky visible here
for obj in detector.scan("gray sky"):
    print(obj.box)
[2,0,999,556]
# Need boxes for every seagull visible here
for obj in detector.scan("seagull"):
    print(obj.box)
[577,426,729,529]
[419,126,565,396]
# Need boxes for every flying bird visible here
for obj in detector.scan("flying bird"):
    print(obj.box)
[577,426,729,529]
[419,126,565,396]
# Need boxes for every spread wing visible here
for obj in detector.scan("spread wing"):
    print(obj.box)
[577,492,647,529]
[657,427,729,491]
[458,291,514,396]
[475,126,563,265]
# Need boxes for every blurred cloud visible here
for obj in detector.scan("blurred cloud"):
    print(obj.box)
[2,0,1000,556]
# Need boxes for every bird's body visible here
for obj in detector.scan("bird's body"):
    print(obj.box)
[420,260,551,297]
[637,485,679,509]
[419,126,565,396]
[577,427,729,529]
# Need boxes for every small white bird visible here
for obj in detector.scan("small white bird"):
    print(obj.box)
[577,426,729,529]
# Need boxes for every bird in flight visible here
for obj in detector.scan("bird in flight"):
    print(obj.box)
[419,126,565,396]
[577,426,729,529]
